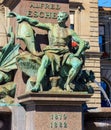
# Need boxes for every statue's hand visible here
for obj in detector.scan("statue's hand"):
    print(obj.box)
[73,53,80,58]
[7,12,17,18]
[16,15,25,23]
[7,12,24,23]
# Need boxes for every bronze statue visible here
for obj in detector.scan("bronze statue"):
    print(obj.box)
[0,27,19,106]
[8,11,93,93]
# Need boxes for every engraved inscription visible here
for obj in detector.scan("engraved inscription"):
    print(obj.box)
[50,114,68,128]
[25,2,61,19]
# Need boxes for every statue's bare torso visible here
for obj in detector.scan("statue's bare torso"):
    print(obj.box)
[48,24,71,46]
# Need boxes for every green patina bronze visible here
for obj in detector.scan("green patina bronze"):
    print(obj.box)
[0,27,20,106]
[8,11,94,93]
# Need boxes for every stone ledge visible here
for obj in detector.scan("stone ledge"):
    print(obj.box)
[18,92,92,106]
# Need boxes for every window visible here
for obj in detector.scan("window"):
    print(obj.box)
[70,11,74,30]
[99,25,109,58]
[99,25,105,52]
[101,80,110,107]
[99,35,105,52]
[99,25,105,36]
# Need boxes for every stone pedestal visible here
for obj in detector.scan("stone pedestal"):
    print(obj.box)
[18,92,91,130]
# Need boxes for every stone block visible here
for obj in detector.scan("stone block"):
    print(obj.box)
[18,92,92,130]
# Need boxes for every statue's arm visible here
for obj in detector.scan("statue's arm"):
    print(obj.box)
[20,16,50,30]
[71,30,90,57]
[8,12,50,30]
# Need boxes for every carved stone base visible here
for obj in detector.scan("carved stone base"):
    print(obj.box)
[18,92,92,130]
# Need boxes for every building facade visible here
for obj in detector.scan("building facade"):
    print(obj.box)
[99,7,111,107]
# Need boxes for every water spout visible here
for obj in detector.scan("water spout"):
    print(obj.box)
[94,79,111,107]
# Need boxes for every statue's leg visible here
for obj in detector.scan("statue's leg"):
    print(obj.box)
[64,57,82,91]
[31,55,50,92]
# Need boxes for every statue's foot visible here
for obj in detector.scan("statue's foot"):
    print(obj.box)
[26,78,35,93]
[64,84,73,92]
[31,84,42,92]
[31,86,40,92]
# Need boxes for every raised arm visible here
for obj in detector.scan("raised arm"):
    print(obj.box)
[7,12,50,31]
